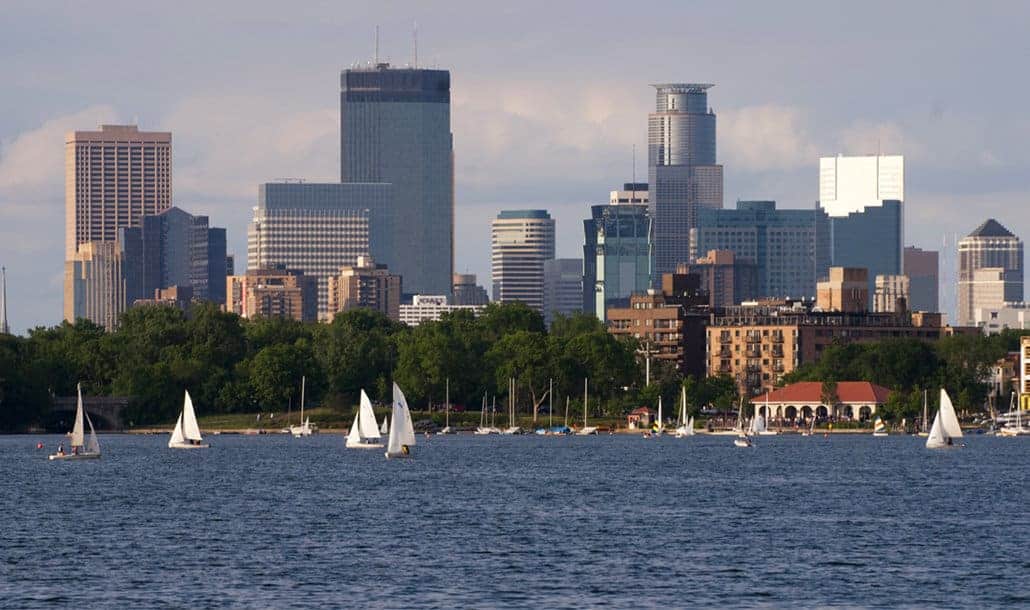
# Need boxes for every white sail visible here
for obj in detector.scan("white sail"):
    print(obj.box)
[169,412,185,446]
[680,387,687,427]
[84,408,100,454]
[657,396,663,431]
[873,416,887,433]
[346,411,362,445]
[380,415,389,435]
[386,382,416,457]
[71,383,85,448]
[359,390,381,439]
[926,409,947,448]
[687,416,695,436]
[182,390,203,442]
[938,389,963,439]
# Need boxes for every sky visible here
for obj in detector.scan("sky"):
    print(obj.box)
[2,0,1029,333]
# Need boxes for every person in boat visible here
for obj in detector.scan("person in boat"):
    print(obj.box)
[57,443,65,456]
[946,437,953,446]
[72,445,79,455]
[401,445,410,455]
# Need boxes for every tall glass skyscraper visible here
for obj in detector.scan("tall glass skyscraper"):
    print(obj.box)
[648,84,723,277]
[491,210,555,313]
[583,199,653,320]
[340,64,454,297]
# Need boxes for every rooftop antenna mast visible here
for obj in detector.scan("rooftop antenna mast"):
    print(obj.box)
[374,25,380,64]
[413,21,418,68]
[632,144,637,201]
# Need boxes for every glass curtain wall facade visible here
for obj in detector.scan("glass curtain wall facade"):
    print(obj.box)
[827,200,903,302]
[583,203,653,320]
[341,65,454,296]
[693,201,830,299]
[648,84,723,278]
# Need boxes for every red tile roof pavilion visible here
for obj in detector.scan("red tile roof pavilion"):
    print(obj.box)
[754,381,891,405]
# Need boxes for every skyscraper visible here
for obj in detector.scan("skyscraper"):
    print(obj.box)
[248,183,383,316]
[958,219,1024,325]
[583,196,653,320]
[818,155,905,299]
[340,63,454,296]
[692,201,830,299]
[648,84,723,276]
[451,273,490,306]
[64,125,172,315]
[64,241,131,330]
[491,210,555,312]
[543,258,583,326]
[120,207,227,305]
[903,246,939,312]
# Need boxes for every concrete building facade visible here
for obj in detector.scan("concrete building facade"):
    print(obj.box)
[649,84,723,277]
[543,258,583,326]
[248,183,381,317]
[707,305,947,397]
[327,256,402,321]
[398,295,485,326]
[491,210,555,312]
[678,250,757,308]
[340,64,453,296]
[451,273,490,306]
[958,219,1024,326]
[904,246,939,312]
[64,241,129,331]
[226,267,318,322]
[874,274,911,313]
[64,125,172,317]
[816,267,869,313]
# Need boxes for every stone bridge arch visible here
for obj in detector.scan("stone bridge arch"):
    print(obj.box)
[51,396,130,430]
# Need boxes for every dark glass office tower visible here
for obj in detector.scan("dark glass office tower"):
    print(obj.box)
[648,84,723,278]
[341,64,454,296]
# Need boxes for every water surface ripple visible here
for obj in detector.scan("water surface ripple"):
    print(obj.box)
[2,434,1028,608]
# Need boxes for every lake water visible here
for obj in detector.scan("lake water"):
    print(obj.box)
[2,433,1028,609]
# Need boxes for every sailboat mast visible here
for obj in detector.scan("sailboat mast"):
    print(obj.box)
[549,378,553,428]
[923,389,928,433]
[300,375,306,421]
[583,378,588,428]
[445,378,449,428]
[492,395,496,427]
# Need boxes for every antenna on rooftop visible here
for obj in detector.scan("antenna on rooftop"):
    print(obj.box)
[413,21,418,68]
[374,25,380,64]
[632,144,637,198]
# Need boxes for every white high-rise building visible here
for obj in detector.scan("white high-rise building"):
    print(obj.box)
[818,154,904,217]
[491,210,556,313]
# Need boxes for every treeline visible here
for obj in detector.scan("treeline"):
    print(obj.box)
[0,302,693,430]
[782,331,1026,420]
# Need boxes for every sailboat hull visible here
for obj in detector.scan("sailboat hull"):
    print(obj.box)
[169,442,210,449]
[346,441,383,449]
[577,427,598,436]
[48,452,101,460]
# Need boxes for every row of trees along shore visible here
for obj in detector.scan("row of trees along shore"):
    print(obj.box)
[1,301,1022,431]
[0,302,735,431]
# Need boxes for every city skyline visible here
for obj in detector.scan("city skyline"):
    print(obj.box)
[2,2,1030,331]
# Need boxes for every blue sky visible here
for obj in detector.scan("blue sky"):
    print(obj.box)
[2,0,1029,331]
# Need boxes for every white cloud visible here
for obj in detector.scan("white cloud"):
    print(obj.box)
[720,105,819,172]
[0,105,118,198]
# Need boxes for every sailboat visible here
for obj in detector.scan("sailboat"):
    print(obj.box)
[872,415,888,437]
[577,378,597,435]
[50,383,101,460]
[653,396,665,436]
[502,377,523,435]
[926,389,964,449]
[801,414,815,437]
[380,414,389,435]
[733,398,753,447]
[289,376,314,437]
[917,389,930,437]
[385,382,417,459]
[438,378,454,435]
[755,394,778,435]
[997,391,1030,436]
[346,390,384,449]
[169,390,209,449]
[674,386,694,438]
